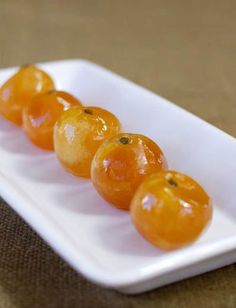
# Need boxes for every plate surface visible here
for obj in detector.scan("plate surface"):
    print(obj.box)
[0,60,235,294]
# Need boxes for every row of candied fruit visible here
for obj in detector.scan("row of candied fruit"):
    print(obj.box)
[0,65,212,250]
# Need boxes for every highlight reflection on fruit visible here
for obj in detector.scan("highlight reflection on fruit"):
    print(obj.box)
[91,133,167,210]
[131,171,212,250]
[23,90,82,150]
[54,106,121,178]
[0,65,54,125]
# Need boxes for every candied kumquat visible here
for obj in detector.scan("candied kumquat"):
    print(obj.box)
[91,133,167,210]
[23,90,82,150]
[131,171,212,250]
[54,106,121,178]
[0,65,54,125]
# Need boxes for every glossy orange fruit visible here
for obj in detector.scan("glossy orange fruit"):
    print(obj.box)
[91,133,167,210]
[23,90,82,150]
[54,106,121,178]
[131,171,212,250]
[0,65,54,126]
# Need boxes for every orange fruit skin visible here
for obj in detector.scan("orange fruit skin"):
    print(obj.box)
[23,90,82,151]
[91,133,168,210]
[54,106,121,178]
[131,171,212,250]
[0,65,54,126]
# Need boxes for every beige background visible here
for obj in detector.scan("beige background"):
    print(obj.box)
[0,0,235,307]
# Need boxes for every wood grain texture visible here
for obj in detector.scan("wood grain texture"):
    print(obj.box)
[0,0,235,307]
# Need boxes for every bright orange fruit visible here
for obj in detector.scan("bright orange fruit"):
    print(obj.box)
[54,106,121,178]
[0,65,54,126]
[23,90,82,150]
[91,133,167,210]
[131,171,212,250]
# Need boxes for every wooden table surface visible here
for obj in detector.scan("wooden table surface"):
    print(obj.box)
[0,1,235,307]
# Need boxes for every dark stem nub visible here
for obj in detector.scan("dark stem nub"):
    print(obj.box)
[168,178,178,187]
[119,136,130,145]
[21,63,31,69]
[84,109,93,115]
[48,89,56,95]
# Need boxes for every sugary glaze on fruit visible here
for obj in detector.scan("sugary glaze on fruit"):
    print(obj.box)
[0,65,54,125]
[131,171,212,250]
[54,106,121,178]
[91,133,168,210]
[23,90,82,150]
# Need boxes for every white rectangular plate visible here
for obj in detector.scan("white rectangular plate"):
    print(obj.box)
[0,60,235,294]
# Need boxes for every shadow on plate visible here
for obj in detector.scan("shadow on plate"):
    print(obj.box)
[94,215,166,258]
[54,186,122,217]
[15,154,87,185]
[0,118,47,156]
